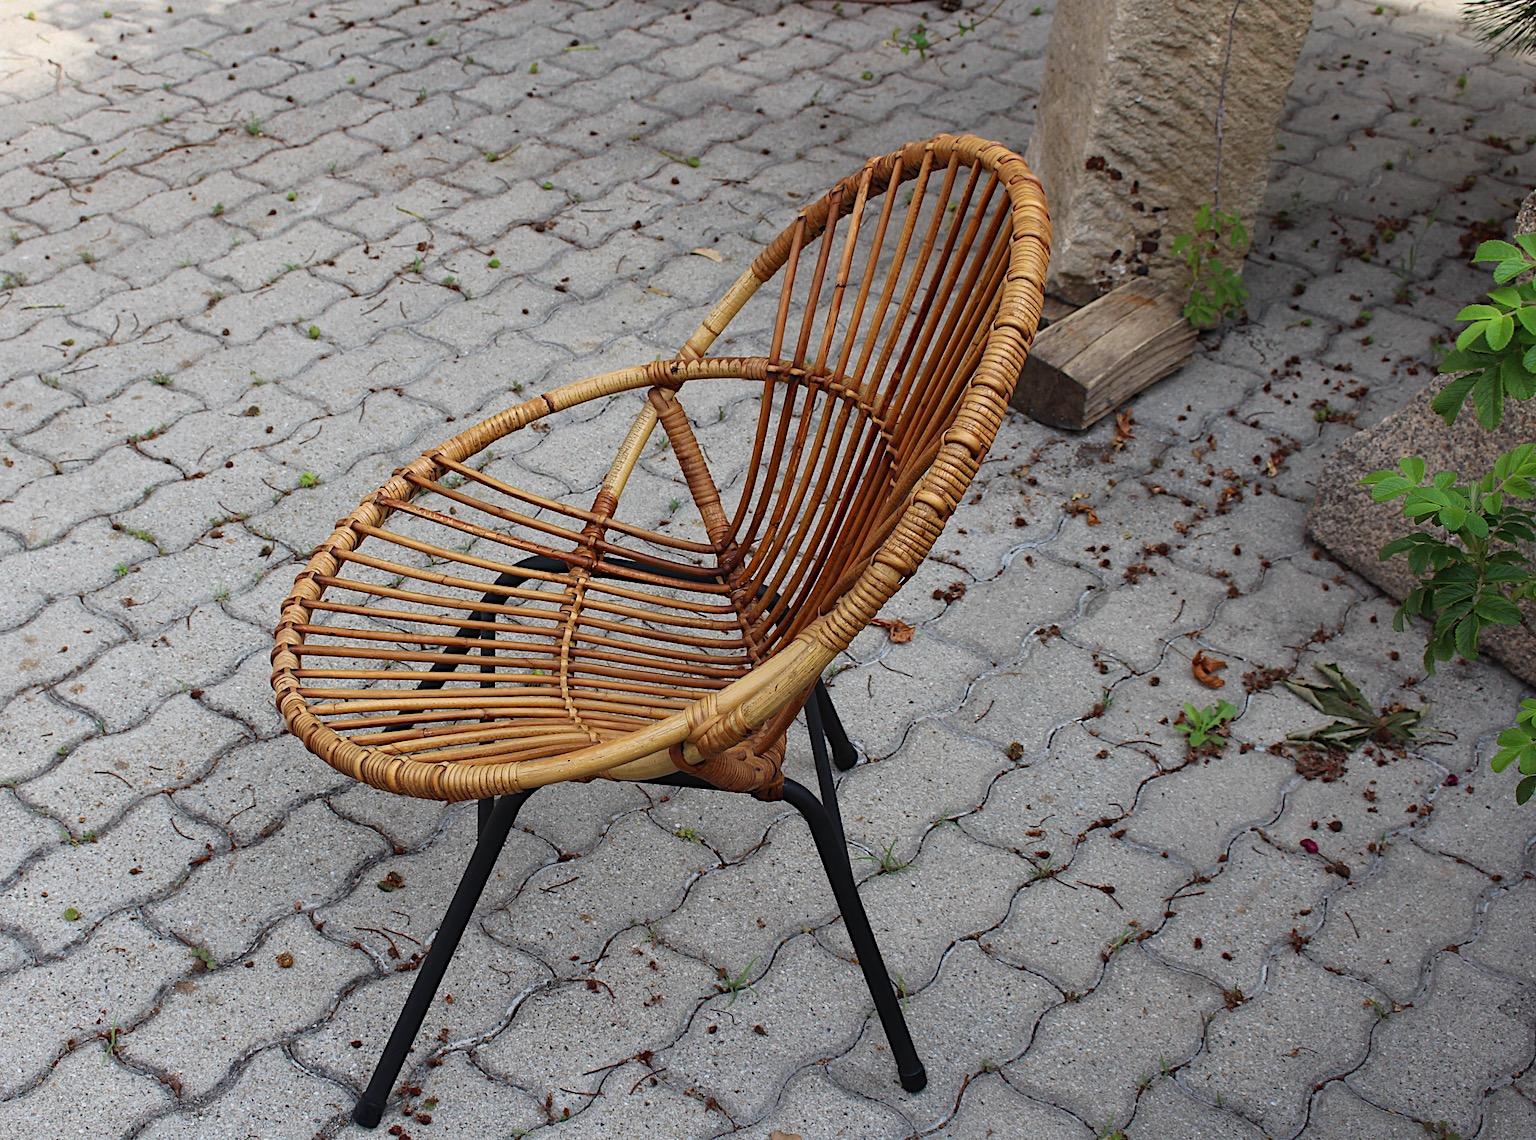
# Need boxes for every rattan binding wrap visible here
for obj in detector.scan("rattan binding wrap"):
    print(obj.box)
[272,133,1050,801]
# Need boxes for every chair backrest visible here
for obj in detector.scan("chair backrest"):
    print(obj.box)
[656,133,1050,663]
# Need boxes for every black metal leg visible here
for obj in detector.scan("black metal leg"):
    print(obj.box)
[475,798,494,837]
[781,778,927,1094]
[803,695,846,849]
[815,681,859,771]
[353,791,534,1128]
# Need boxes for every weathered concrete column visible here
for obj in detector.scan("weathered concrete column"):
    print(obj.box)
[1026,0,1312,304]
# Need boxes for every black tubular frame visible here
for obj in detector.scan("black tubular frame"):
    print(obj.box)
[350,557,924,1129]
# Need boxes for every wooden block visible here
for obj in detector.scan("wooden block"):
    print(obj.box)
[1010,276,1197,431]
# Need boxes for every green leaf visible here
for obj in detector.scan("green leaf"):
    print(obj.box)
[1487,313,1516,351]
[1399,456,1426,483]
[1516,233,1536,259]
[1516,774,1536,804]
[1493,259,1528,284]
[1488,286,1522,307]
[1431,371,1480,426]
[1473,369,1506,429]
[1476,594,1523,624]
[1457,304,1504,321]
[1455,322,1489,352]
[1475,240,1525,263]
[1517,307,1536,337]
[1454,612,1481,659]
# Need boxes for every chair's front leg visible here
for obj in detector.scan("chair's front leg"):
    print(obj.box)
[353,791,534,1128]
[781,778,927,1094]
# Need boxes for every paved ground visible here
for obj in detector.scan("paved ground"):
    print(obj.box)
[1,0,1534,1136]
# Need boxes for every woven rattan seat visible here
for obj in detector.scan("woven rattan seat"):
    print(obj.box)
[272,132,1048,1126]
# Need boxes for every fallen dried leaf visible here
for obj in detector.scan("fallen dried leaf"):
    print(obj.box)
[690,247,724,263]
[871,617,914,644]
[1191,650,1227,689]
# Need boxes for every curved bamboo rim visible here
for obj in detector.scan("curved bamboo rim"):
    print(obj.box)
[272,132,1050,802]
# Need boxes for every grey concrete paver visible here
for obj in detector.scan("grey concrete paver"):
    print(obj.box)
[2,0,1534,1135]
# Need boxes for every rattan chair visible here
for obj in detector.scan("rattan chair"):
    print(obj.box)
[272,132,1049,1128]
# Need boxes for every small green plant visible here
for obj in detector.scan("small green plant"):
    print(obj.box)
[718,958,757,1006]
[191,945,216,968]
[1175,699,1239,750]
[297,471,320,489]
[243,117,263,137]
[148,372,171,386]
[210,201,225,217]
[63,906,81,921]
[285,190,296,202]
[859,839,910,875]
[114,563,131,578]
[673,825,702,842]
[659,149,701,168]
[893,23,933,58]
[120,525,158,548]
[1172,204,1250,329]
[488,257,501,269]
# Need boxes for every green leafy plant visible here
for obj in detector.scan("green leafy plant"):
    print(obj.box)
[1174,699,1239,750]
[1364,446,1536,667]
[1172,204,1250,329]
[1367,236,1536,801]
[1430,236,1536,428]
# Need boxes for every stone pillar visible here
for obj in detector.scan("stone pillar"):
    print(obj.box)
[1026,0,1312,304]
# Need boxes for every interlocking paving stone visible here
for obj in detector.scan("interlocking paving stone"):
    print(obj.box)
[118,914,374,1099]
[1348,953,1536,1136]
[2,0,1534,1133]
[291,927,548,1090]
[1307,839,1488,1002]
[1306,1080,1425,1138]
[1179,951,1379,1137]
[829,939,1059,1129]
[1150,835,1335,994]
[1007,947,1220,1132]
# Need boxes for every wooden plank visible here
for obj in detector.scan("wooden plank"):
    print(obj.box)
[1011,277,1197,431]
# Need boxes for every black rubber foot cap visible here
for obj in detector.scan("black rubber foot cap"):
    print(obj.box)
[353,1100,385,1129]
[900,1065,928,1094]
[831,743,859,771]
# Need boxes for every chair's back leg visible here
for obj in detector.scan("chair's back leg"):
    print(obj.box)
[781,778,927,1093]
[813,681,859,771]
[353,790,535,1128]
